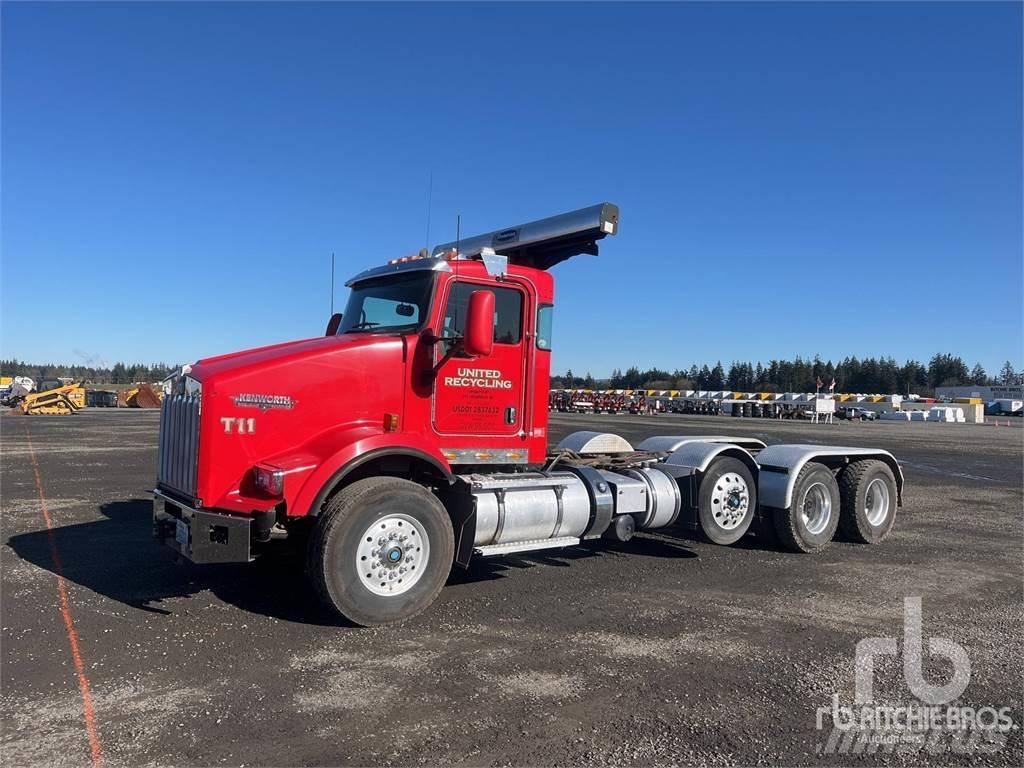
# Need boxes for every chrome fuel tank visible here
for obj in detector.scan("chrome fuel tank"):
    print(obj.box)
[469,472,593,546]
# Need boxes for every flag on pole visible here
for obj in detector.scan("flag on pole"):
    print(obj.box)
[816,376,824,391]
[829,378,837,393]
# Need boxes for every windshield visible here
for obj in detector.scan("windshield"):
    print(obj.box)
[338,272,435,334]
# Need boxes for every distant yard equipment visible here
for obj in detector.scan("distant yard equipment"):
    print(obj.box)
[987,399,1022,416]
[118,383,163,408]
[0,376,35,406]
[19,381,86,415]
[86,389,119,408]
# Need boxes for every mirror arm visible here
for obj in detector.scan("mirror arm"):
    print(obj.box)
[422,338,467,385]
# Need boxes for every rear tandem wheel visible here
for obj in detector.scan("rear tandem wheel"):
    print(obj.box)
[696,457,757,546]
[773,462,840,553]
[837,459,898,544]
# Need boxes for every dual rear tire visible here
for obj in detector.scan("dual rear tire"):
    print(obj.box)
[773,462,841,552]
[773,459,898,553]
[837,460,898,544]
[698,457,898,553]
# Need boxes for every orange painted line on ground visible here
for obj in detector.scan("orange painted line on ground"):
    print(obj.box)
[23,425,104,768]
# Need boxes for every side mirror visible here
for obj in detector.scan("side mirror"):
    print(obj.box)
[464,290,494,357]
[325,313,343,336]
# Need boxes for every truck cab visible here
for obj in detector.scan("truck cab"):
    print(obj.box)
[153,202,903,627]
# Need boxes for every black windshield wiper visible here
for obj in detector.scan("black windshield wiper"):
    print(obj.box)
[349,321,380,329]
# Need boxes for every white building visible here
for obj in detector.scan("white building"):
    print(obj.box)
[935,385,1024,400]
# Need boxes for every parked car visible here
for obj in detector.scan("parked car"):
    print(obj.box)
[839,406,878,421]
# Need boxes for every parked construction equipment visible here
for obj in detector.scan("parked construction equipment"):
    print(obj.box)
[0,376,35,406]
[118,383,163,408]
[153,202,905,626]
[19,382,86,415]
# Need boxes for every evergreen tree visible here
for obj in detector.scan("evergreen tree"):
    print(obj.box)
[709,361,725,390]
[999,361,1017,385]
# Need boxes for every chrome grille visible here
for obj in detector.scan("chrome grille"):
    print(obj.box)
[158,391,200,497]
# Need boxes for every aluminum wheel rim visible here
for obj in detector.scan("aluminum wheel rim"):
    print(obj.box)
[356,513,429,597]
[710,473,750,530]
[864,478,890,526]
[801,482,832,535]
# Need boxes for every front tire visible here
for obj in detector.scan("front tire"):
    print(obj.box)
[774,462,840,553]
[308,476,454,626]
[837,460,897,544]
[697,457,757,545]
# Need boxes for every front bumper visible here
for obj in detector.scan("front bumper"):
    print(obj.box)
[153,488,253,563]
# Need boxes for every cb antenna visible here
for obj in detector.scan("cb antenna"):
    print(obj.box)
[454,214,461,333]
[330,252,335,314]
[424,171,433,250]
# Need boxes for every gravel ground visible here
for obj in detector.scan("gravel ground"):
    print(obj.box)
[1,410,1021,767]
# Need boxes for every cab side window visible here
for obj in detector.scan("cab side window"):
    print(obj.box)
[442,282,523,346]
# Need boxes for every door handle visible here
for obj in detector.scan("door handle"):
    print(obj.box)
[505,406,517,424]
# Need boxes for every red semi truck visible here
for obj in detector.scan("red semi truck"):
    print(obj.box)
[153,204,903,625]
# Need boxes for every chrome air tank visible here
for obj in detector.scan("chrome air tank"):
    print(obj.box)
[469,472,593,546]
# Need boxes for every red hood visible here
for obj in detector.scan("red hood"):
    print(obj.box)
[186,331,408,512]
[190,334,392,384]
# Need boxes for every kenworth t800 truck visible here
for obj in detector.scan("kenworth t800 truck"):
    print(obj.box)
[153,204,903,625]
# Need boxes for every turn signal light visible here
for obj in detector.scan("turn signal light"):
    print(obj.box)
[384,413,400,432]
[253,465,284,496]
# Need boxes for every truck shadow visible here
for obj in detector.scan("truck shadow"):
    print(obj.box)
[7,499,701,626]
[6,498,348,627]
[447,534,698,586]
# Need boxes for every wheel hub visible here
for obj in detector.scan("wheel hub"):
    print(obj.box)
[356,514,429,596]
[800,482,832,535]
[864,477,890,526]
[710,474,749,530]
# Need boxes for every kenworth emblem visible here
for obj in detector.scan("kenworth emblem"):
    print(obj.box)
[231,393,296,411]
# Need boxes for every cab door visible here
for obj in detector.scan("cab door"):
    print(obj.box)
[431,279,528,440]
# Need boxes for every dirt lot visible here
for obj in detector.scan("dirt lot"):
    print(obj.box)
[2,410,1021,767]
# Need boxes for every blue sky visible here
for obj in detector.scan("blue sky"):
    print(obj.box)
[2,1,1021,377]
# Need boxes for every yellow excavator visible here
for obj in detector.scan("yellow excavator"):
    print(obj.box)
[19,380,87,415]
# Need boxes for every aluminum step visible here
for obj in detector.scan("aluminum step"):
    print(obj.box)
[474,536,581,558]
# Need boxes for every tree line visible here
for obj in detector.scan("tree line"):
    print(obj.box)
[553,355,1022,396]
[2,353,1020,395]
[0,359,179,385]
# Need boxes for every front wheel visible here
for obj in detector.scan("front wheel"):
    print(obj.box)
[697,457,757,545]
[308,476,454,626]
